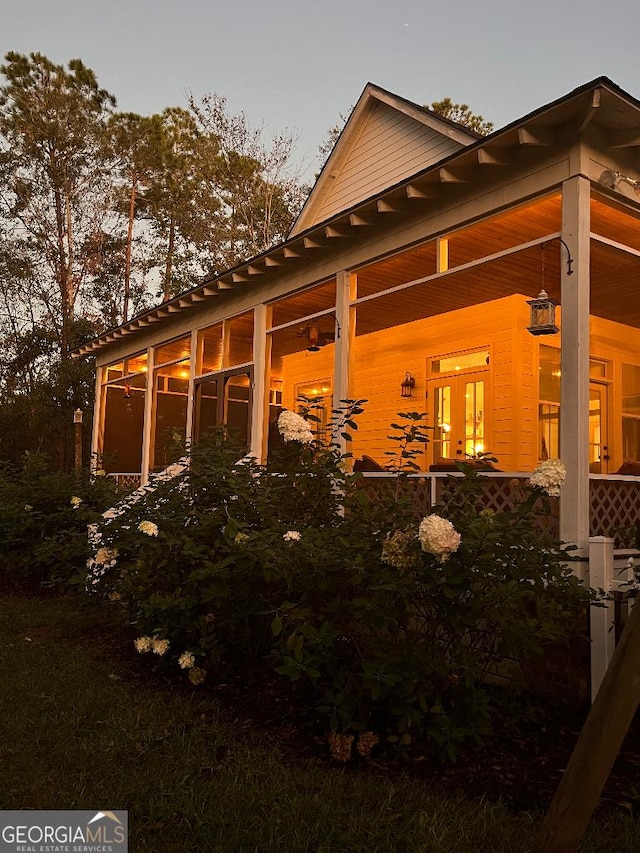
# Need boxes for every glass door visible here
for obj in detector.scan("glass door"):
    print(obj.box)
[430,375,487,464]
[589,383,609,474]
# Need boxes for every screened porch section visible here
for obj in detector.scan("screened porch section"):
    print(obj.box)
[95,188,640,539]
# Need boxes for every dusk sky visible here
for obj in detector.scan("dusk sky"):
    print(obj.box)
[4,0,640,180]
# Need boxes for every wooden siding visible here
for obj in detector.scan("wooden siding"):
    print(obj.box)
[278,298,640,475]
[311,101,464,227]
[280,295,528,472]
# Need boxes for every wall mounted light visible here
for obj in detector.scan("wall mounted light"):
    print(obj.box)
[401,371,416,398]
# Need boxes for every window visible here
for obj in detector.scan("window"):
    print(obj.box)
[538,345,560,460]
[152,336,190,470]
[296,378,333,440]
[623,364,640,462]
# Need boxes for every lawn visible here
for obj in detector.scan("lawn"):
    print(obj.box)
[0,593,637,852]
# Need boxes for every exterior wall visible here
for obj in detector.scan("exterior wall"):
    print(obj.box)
[280,295,531,472]
[311,101,465,226]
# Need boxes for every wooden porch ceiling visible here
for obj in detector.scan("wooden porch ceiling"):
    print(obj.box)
[355,195,563,299]
[352,240,640,337]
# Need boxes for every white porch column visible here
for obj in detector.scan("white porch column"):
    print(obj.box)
[90,365,103,473]
[250,304,271,462]
[140,345,155,484]
[185,329,198,447]
[334,270,356,455]
[560,176,591,564]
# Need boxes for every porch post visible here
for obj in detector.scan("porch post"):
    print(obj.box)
[185,329,198,447]
[334,270,356,455]
[140,345,155,485]
[250,304,271,462]
[560,176,591,565]
[90,365,103,474]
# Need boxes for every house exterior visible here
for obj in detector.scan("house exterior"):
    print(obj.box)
[75,77,640,578]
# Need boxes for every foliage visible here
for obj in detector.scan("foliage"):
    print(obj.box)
[429,97,493,135]
[316,108,351,174]
[0,453,118,586]
[0,52,117,355]
[90,410,597,763]
[0,50,308,467]
[189,93,308,273]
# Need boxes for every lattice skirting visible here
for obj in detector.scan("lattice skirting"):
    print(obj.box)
[590,478,640,546]
[360,474,640,543]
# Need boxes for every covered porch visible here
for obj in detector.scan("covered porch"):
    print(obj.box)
[95,177,640,555]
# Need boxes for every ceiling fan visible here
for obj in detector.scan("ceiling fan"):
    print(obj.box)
[297,323,336,352]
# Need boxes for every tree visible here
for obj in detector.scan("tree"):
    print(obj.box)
[0,53,309,466]
[107,111,164,321]
[316,110,351,174]
[135,107,222,300]
[0,52,117,356]
[189,93,307,270]
[429,97,493,135]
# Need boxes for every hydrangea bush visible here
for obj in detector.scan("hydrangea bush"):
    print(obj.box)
[89,409,598,762]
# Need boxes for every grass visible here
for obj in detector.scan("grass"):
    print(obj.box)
[0,593,637,852]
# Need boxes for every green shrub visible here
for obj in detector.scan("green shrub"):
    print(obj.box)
[90,411,598,762]
[0,453,118,587]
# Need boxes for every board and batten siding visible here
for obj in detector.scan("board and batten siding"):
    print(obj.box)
[310,101,465,228]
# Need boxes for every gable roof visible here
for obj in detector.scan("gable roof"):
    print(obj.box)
[289,83,479,237]
[74,76,640,359]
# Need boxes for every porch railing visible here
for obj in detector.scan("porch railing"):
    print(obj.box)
[360,471,640,543]
[107,472,143,492]
[589,474,640,544]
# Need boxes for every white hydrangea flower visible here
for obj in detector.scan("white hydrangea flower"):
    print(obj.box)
[134,636,152,653]
[178,651,195,670]
[529,458,566,497]
[70,496,82,509]
[151,637,170,655]
[418,515,461,563]
[95,546,119,567]
[283,530,302,542]
[277,410,314,444]
[138,520,159,537]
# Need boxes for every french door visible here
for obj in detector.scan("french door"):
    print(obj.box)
[429,374,487,463]
[193,367,253,447]
[589,382,609,474]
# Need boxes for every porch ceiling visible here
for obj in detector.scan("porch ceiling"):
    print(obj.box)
[352,239,640,337]
[347,192,640,334]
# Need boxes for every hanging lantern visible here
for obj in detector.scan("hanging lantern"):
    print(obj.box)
[400,371,416,398]
[526,289,559,336]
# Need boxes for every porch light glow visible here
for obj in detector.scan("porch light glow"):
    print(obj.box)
[527,289,559,336]
[401,371,416,398]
